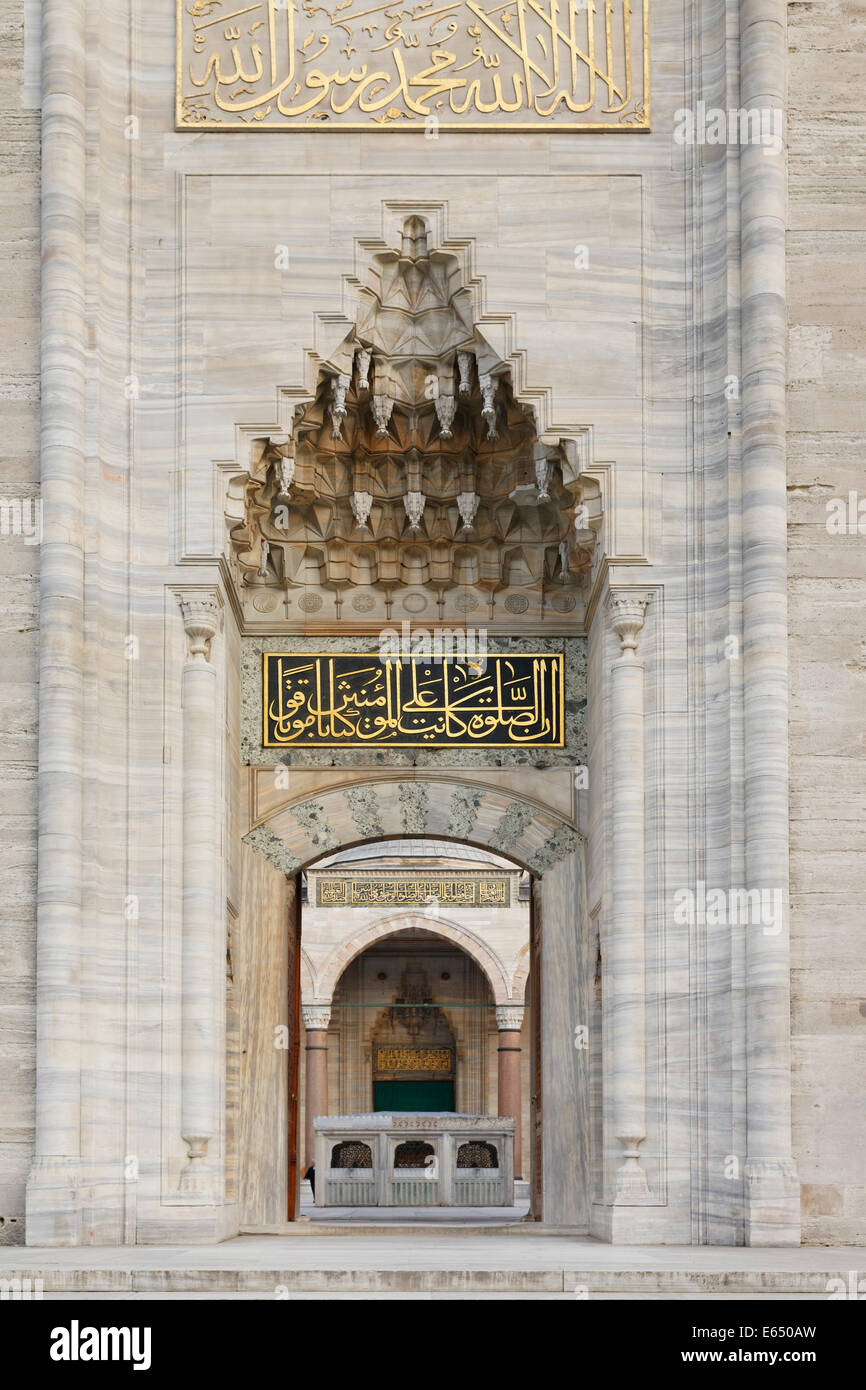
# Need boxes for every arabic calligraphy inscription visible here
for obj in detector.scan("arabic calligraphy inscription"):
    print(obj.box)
[376,1048,452,1072]
[315,876,510,906]
[263,652,564,747]
[177,0,649,130]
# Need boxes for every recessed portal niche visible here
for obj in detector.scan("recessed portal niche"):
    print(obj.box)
[226,216,599,633]
[329,932,495,1118]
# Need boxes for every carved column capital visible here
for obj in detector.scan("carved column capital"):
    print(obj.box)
[177,590,222,663]
[302,1004,332,1031]
[608,590,651,655]
[495,1005,525,1032]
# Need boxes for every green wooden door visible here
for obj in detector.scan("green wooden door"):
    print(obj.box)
[374,1080,455,1112]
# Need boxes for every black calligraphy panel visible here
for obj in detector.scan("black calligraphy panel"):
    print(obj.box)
[263,652,564,748]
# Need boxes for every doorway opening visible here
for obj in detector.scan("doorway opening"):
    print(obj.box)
[295,837,533,1222]
[374,1080,455,1112]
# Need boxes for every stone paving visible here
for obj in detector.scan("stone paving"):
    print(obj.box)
[3,1233,863,1299]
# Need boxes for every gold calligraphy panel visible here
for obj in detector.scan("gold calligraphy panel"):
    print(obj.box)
[376,1047,452,1072]
[177,0,649,131]
[315,875,510,907]
[263,652,564,748]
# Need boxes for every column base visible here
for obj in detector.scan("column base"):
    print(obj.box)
[26,1160,133,1245]
[613,1157,652,1203]
[744,1158,801,1246]
[25,1158,83,1246]
[177,1160,219,1205]
[613,1137,652,1203]
[175,1134,219,1205]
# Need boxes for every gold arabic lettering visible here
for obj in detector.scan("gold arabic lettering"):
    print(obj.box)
[264,652,564,748]
[178,0,649,128]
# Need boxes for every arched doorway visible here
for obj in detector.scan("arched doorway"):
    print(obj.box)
[365,945,461,1115]
[218,214,592,1233]
[294,838,533,1202]
[233,809,587,1229]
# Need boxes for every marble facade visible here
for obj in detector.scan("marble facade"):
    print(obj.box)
[0,0,863,1254]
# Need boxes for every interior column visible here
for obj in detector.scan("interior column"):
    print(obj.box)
[496,1005,524,1180]
[303,1005,331,1170]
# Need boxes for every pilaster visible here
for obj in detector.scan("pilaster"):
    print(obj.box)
[176,590,223,1203]
[606,590,652,1220]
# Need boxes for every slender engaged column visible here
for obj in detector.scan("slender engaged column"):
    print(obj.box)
[739,0,799,1245]
[607,590,651,1201]
[496,1006,524,1179]
[26,0,88,1245]
[302,1005,331,1170]
[177,591,222,1199]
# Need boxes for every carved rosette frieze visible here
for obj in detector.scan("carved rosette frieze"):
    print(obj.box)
[495,1006,525,1032]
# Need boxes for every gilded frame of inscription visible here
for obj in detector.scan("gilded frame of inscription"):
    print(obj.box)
[315,875,510,907]
[176,0,649,133]
[262,652,565,749]
[376,1048,453,1073]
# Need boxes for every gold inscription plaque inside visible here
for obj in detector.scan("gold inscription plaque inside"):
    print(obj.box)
[316,876,509,907]
[177,0,649,131]
[376,1048,452,1073]
[263,652,564,748]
